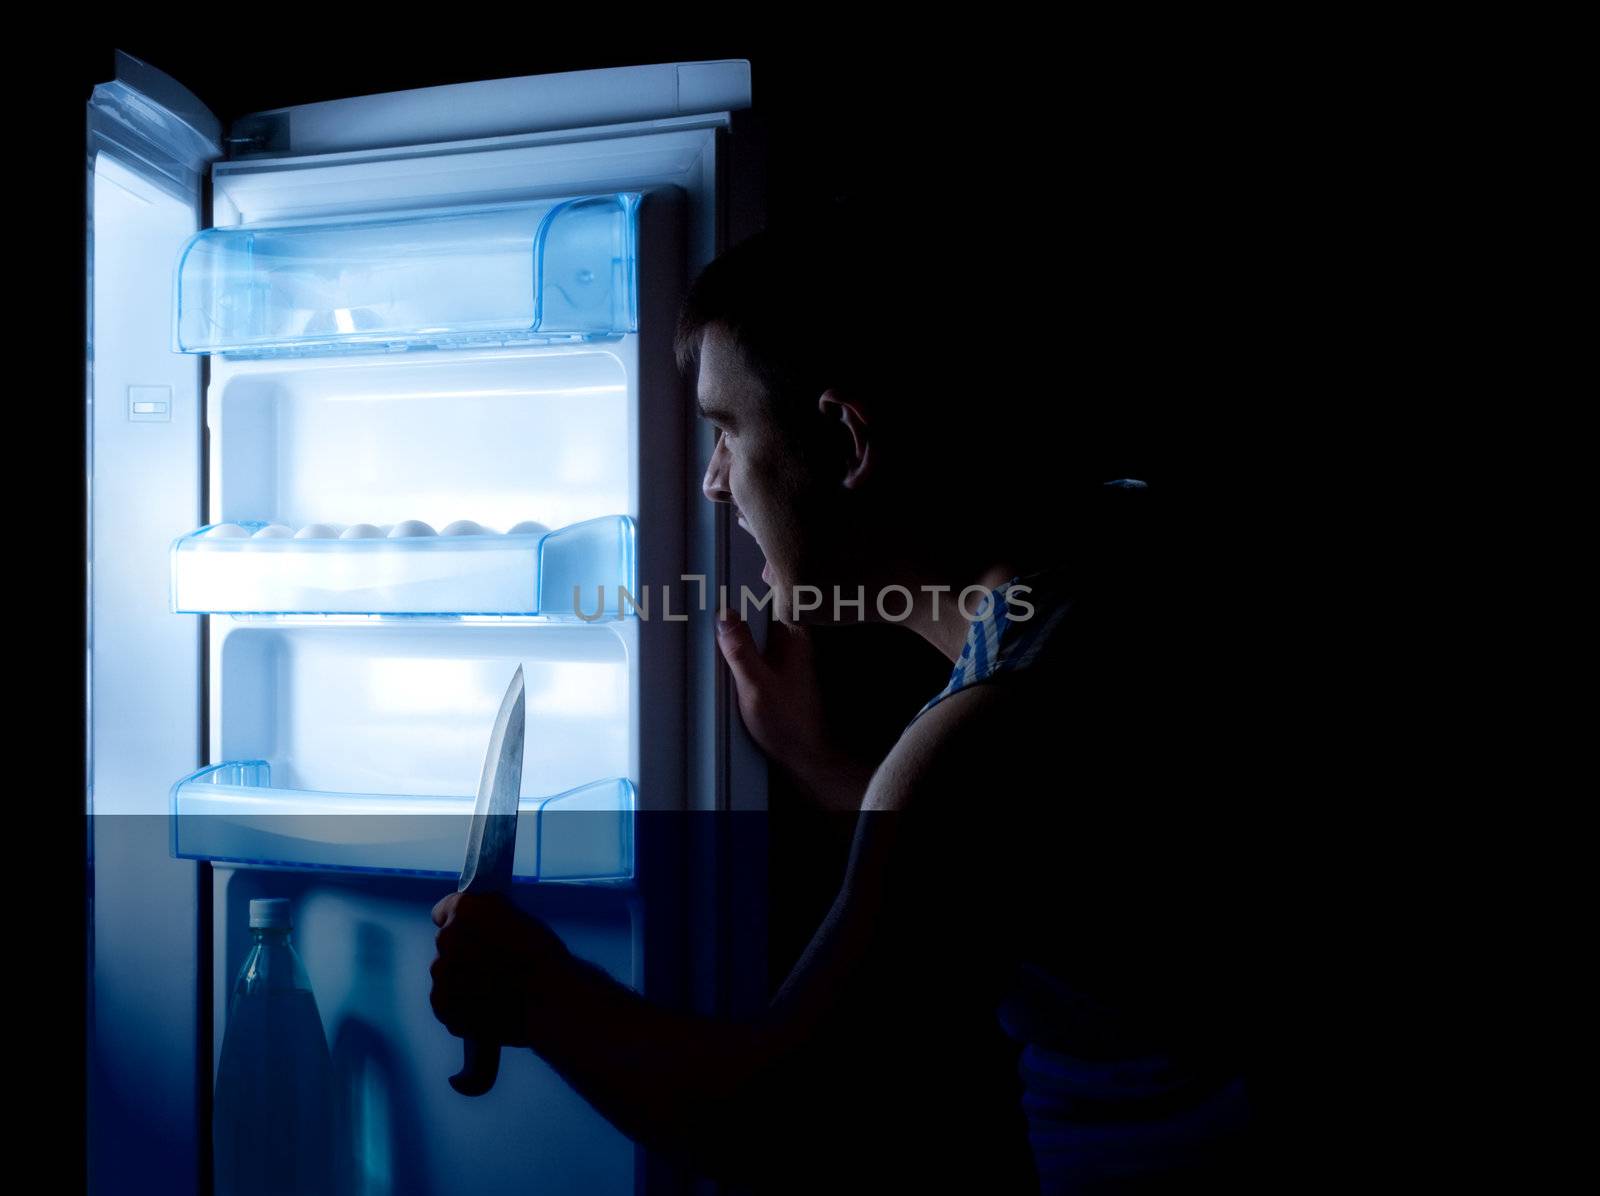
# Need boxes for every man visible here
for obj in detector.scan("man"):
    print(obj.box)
[430,208,1256,1192]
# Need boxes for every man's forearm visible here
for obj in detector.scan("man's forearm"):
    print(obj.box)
[785,751,877,813]
[525,947,777,1169]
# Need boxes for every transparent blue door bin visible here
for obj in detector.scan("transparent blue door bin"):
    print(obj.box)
[170,514,634,617]
[171,762,635,883]
[175,193,641,356]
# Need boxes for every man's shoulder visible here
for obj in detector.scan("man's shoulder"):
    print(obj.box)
[864,680,1041,813]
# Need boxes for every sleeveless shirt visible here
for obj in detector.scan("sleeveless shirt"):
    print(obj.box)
[905,562,1254,1193]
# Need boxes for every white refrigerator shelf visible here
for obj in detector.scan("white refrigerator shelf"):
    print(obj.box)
[170,761,635,884]
[174,193,641,356]
[170,514,635,617]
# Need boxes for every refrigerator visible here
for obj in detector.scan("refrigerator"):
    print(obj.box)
[87,49,772,1195]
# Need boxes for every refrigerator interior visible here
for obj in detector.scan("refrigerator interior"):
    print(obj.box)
[89,54,762,1196]
[204,175,679,1194]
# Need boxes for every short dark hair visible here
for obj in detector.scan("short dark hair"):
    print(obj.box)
[674,201,1157,557]
[675,203,899,441]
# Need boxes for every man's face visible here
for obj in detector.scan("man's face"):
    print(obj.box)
[696,324,825,615]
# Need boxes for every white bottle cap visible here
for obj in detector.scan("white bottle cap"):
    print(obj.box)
[249,898,292,930]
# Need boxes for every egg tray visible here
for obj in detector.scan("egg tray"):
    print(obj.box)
[170,514,635,618]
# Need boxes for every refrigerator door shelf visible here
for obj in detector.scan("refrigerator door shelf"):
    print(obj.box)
[171,514,635,618]
[175,192,641,356]
[171,762,635,883]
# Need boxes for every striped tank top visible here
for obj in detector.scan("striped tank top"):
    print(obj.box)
[906,568,1074,730]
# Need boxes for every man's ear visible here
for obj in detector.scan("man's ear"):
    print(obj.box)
[818,390,873,490]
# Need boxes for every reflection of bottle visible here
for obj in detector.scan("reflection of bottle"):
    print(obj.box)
[214,898,336,1196]
[334,923,401,1196]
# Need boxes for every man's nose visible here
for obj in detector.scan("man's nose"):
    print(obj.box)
[702,439,732,505]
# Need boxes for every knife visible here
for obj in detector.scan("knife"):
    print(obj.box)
[449,664,526,1097]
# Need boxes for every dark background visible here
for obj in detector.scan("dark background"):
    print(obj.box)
[35,29,1308,1187]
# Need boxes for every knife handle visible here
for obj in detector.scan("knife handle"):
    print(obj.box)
[450,1036,501,1096]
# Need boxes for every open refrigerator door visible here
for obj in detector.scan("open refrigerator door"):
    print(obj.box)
[87,48,220,1194]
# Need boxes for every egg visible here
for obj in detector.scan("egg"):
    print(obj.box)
[388,520,437,538]
[207,523,251,538]
[294,523,342,539]
[339,523,384,539]
[508,520,551,537]
[251,524,294,539]
[441,520,494,536]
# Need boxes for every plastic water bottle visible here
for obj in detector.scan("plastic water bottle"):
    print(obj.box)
[214,898,337,1195]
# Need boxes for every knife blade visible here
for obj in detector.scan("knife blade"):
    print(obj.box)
[449,664,526,1096]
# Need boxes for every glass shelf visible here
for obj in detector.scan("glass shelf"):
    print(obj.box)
[170,514,634,618]
[171,762,634,883]
[174,193,640,356]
